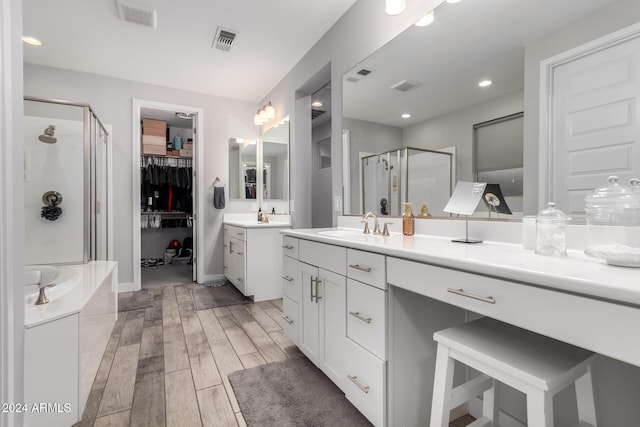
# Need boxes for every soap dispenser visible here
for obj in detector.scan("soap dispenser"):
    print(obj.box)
[402,202,415,236]
[417,202,431,218]
[257,208,263,223]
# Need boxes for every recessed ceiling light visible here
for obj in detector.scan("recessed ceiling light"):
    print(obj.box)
[401,113,412,119]
[385,0,406,16]
[415,11,435,27]
[478,80,492,87]
[311,101,323,108]
[446,0,462,4]
[22,36,42,46]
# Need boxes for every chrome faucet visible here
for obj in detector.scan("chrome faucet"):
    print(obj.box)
[35,283,56,305]
[362,212,382,235]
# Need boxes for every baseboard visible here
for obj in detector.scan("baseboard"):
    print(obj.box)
[469,397,525,427]
[198,273,226,284]
[118,282,137,293]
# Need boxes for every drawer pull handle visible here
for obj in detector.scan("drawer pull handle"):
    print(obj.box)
[349,311,372,324]
[282,315,294,325]
[349,264,372,273]
[282,244,294,249]
[282,275,294,282]
[347,374,370,394]
[236,252,244,256]
[238,278,243,282]
[447,288,495,304]
[236,232,243,236]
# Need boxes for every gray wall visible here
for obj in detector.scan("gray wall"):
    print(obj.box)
[24,63,257,285]
[311,120,333,227]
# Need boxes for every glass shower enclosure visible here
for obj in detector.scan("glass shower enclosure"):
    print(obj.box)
[361,147,452,217]
[23,97,109,264]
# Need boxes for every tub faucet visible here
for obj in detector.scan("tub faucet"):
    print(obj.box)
[362,212,382,235]
[35,283,56,305]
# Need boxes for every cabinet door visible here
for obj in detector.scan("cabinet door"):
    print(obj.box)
[223,234,231,281]
[319,268,347,390]
[300,262,320,364]
[234,238,246,294]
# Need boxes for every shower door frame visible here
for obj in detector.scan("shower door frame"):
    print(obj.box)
[24,96,111,264]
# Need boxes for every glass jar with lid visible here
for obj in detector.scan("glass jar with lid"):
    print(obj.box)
[584,176,640,267]
[535,202,569,257]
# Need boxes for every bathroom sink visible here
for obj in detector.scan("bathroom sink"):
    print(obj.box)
[317,229,364,238]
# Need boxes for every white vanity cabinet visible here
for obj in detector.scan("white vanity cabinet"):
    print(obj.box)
[297,239,348,390]
[281,236,301,346]
[223,222,288,302]
[344,249,388,427]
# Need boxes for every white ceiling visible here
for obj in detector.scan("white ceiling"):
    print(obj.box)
[22,0,358,102]
[343,0,625,128]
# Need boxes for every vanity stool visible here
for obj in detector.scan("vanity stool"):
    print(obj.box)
[430,317,597,427]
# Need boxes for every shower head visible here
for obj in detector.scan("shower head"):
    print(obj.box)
[38,125,57,144]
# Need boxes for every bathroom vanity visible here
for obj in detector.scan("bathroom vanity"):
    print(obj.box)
[281,219,640,426]
[223,214,291,302]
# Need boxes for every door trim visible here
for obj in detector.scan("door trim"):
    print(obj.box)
[132,99,204,291]
[539,21,640,210]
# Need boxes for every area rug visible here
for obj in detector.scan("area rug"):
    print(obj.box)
[191,283,251,310]
[229,356,372,427]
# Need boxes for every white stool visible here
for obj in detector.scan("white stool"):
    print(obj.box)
[430,318,597,427]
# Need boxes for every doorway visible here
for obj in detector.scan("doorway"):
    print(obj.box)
[132,100,204,291]
[311,81,333,228]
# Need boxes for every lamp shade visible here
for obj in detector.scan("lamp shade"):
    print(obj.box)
[385,0,406,15]
[264,102,276,119]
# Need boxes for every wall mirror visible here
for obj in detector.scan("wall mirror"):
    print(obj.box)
[228,117,289,205]
[342,0,624,218]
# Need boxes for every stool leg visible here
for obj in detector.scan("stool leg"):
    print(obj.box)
[482,379,500,424]
[526,388,553,427]
[575,367,597,426]
[430,343,455,427]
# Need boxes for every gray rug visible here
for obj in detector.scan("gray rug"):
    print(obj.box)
[191,283,251,310]
[229,356,372,427]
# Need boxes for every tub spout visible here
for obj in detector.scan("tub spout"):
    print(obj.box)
[35,283,56,305]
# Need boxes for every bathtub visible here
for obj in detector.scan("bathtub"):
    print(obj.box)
[24,261,118,427]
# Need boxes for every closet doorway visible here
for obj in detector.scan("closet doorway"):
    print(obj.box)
[132,100,204,291]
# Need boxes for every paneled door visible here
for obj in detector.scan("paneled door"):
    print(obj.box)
[549,29,640,215]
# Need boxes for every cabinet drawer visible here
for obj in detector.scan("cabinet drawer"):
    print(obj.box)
[347,249,386,290]
[387,256,640,365]
[281,236,299,259]
[347,279,386,360]
[282,296,299,346]
[282,256,300,302]
[226,225,246,241]
[345,338,385,427]
[299,240,346,276]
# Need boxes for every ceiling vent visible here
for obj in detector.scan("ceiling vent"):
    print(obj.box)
[311,109,325,120]
[213,27,239,52]
[390,79,422,92]
[116,0,157,29]
[345,68,372,83]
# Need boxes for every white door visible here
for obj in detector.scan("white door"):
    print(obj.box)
[319,268,347,390]
[550,32,640,215]
[300,262,320,364]
[191,114,198,281]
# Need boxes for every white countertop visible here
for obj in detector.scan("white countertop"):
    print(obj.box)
[25,261,117,328]
[224,220,291,229]
[224,213,291,229]
[282,228,640,307]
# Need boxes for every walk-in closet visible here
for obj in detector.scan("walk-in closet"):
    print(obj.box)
[140,108,195,286]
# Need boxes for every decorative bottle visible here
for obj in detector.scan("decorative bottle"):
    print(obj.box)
[402,202,415,236]
[417,202,431,218]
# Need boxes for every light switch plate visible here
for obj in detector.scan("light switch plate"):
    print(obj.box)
[334,196,342,212]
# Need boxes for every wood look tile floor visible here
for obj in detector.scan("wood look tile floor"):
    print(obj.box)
[77,276,473,426]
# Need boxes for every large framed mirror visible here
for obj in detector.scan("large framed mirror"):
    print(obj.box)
[342,0,627,218]
[228,117,289,206]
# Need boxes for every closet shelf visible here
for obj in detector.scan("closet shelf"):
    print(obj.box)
[141,211,191,217]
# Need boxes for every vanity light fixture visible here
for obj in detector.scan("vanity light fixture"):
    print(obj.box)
[415,11,435,27]
[311,101,323,108]
[385,0,406,16]
[401,113,412,119]
[254,102,276,125]
[22,36,42,46]
[478,80,492,87]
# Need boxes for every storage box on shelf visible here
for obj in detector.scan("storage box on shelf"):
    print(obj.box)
[142,118,166,137]
[142,144,166,156]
